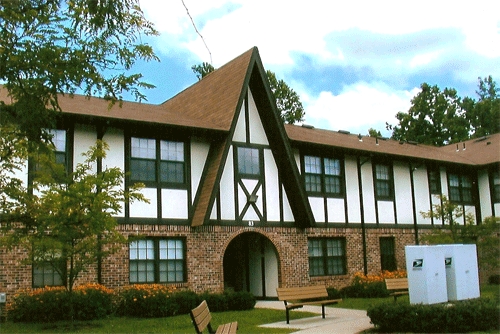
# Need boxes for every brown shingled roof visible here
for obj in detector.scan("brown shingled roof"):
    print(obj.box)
[160,48,255,130]
[285,125,500,166]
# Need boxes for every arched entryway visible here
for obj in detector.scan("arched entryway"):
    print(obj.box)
[223,232,279,298]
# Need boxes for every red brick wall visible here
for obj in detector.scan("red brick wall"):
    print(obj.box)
[0,224,429,308]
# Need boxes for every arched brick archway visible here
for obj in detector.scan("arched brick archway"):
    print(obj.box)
[222,229,281,298]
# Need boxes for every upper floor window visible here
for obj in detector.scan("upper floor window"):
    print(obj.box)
[448,173,473,203]
[308,238,346,276]
[48,129,67,166]
[428,168,441,195]
[374,163,393,200]
[129,238,186,283]
[237,147,260,177]
[130,137,185,187]
[303,155,343,197]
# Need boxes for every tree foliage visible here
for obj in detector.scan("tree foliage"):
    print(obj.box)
[0,0,158,141]
[0,136,148,294]
[191,63,305,124]
[387,76,499,146]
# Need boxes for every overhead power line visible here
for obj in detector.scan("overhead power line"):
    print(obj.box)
[181,0,213,65]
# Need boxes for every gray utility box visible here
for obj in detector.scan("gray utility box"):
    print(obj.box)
[405,245,480,305]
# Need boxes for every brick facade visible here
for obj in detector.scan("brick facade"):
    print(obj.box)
[1,224,422,308]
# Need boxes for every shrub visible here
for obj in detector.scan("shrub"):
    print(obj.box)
[9,284,113,322]
[367,299,500,333]
[341,270,406,298]
[225,290,256,310]
[115,284,176,318]
[327,287,342,299]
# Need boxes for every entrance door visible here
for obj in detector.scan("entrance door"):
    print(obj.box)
[223,232,278,298]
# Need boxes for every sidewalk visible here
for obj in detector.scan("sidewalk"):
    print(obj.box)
[255,301,374,334]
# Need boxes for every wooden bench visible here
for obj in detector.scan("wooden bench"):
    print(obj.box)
[276,285,342,324]
[190,300,238,334]
[385,278,409,301]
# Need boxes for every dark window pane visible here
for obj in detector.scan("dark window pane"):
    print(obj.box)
[325,175,341,194]
[305,174,321,192]
[160,161,184,183]
[130,159,156,182]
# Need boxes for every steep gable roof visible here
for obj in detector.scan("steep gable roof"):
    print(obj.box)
[187,47,315,228]
[160,48,255,130]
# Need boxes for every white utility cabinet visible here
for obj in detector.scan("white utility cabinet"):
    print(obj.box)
[442,244,480,301]
[405,245,448,305]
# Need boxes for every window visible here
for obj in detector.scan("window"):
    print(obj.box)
[129,239,185,283]
[374,163,393,200]
[380,237,397,271]
[130,137,185,186]
[33,263,64,288]
[304,155,343,196]
[428,168,441,195]
[492,170,500,203]
[308,238,346,276]
[448,173,473,203]
[237,147,260,176]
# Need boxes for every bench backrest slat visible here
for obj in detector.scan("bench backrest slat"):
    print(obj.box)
[385,278,408,290]
[190,300,212,333]
[276,285,328,301]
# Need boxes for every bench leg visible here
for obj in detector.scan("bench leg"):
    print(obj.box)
[286,309,290,324]
[322,304,326,319]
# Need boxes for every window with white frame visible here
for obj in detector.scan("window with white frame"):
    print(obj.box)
[374,163,393,200]
[129,238,185,283]
[308,238,346,276]
[448,173,473,203]
[130,137,185,186]
[303,155,343,196]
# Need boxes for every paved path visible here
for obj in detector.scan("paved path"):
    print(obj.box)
[255,300,374,334]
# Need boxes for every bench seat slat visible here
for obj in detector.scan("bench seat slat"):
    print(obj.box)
[216,321,238,334]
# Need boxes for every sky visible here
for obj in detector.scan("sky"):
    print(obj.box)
[135,0,500,137]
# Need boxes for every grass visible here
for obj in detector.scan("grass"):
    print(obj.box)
[0,308,317,334]
[1,285,497,333]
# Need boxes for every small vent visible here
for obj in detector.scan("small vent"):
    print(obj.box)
[338,130,350,134]
[302,124,314,129]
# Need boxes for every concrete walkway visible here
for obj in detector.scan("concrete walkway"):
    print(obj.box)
[255,301,374,334]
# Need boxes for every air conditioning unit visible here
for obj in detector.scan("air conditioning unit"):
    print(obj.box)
[0,293,6,303]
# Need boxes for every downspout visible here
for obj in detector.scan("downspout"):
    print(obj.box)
[357,156,368,275]
[409,163,419,245]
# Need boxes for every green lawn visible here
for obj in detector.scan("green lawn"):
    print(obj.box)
[1,285,498,333]
[0,308,316,334]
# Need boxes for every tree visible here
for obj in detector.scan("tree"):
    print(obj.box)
[420,195,474,244]
[387,83,470,146]
[368,128,382,137]
[192,63,305,124]
[387,77,499,146]
[0,0,158,142]
[467,76,500,137]
[0,138,147,319]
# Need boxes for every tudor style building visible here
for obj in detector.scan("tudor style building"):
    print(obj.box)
[1,47,499,302]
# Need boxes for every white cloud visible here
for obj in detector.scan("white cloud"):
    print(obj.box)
[302,82,420,136]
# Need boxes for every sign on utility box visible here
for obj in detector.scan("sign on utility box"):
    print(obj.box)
[405,245,448,305]
[405,244,480,305]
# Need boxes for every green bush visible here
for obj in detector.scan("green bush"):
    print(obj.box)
[340,281,388,298]
[225,290,256,310]
[327,287,342,299]
[9,284,114,322]
[115,284,176,318]
[367,299,500,333]
[489,274,500,284]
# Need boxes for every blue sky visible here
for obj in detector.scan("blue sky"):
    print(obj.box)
[135,0,500,137]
